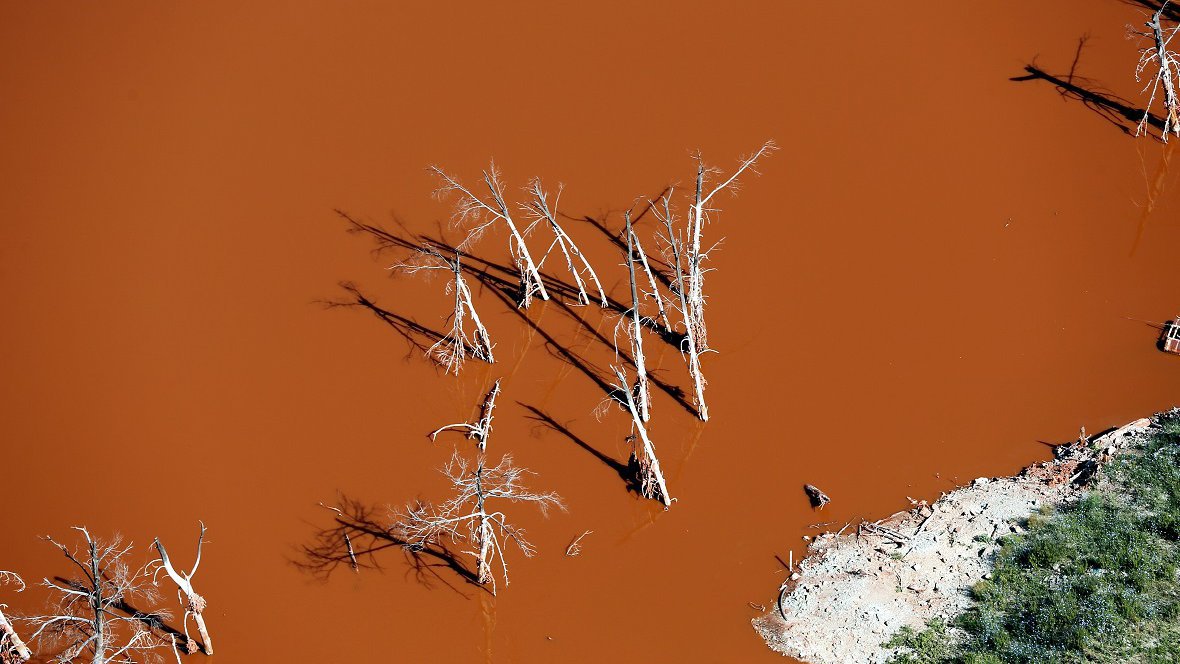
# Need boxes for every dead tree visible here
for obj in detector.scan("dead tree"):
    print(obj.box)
[651,142,777,421]
[630,231,673,334]
[653,189,710,421]
[394,246,494,374]
[609,365,672,506]
[0,572,31,664]
[395,451,564,594]
[1134,3,1180,139]
[524,179,607,307]
[152,523,212,655]
[430,379,501,450]
[27,528,163,664]
[685,141,776,353]
[621,210,652,422]
[430,164,550,308]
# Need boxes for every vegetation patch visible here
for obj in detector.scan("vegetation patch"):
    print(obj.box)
[886,411,1180,663]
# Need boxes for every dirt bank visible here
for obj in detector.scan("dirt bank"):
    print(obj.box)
[752,417,1155,664]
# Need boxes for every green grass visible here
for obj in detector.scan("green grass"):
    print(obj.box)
[886,411,1180,663]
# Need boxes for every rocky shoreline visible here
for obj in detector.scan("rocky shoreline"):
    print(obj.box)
[752,417,1154,664]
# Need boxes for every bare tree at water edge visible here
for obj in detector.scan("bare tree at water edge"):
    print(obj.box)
[152,523,213,655]
[393,246,495,374]
[0,572,31,663]
[430,164,550,308]
[1133,2,1180,139]
[26,528,163,664]
[524,178,607,307]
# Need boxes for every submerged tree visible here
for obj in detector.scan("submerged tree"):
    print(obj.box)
[1134,2,1180,139]
[653,141,777,421]
[621,210,653,422]
[524,178,607,307]
[394,246,495,374]
[430,164,550,308]
[27,528,163,664]
[395,451,564,594]
[398,388,562,594]
[152,523,213,655]
[0,571,32,664]
[608,365,672,506]
[430,379,501,450]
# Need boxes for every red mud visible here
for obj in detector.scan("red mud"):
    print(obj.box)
[1,2,1178,662]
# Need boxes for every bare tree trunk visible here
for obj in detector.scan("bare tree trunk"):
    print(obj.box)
[624,211,651,422]
[1136,5,1180,139]
[613,367,671,506]
[154,524,213,655]
[528,179,607,307]
[630,233,672,333]
[473,462,494,587]
[191,609,212,657]
[656,191,709,421]
[0,607,32,663]
[1150,7,1180,137]
[429,165,550,307]
[89,538,105,664]
[482,171,549,307]
[453,253,495,364]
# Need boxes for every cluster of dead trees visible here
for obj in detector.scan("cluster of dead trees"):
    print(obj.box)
[1,524,213,663]
[325,142,774,592]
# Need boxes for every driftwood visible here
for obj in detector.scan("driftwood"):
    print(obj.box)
[860,521,911,544]
[804,484,831,510]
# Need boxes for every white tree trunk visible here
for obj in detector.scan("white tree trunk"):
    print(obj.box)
[0,608,32,663]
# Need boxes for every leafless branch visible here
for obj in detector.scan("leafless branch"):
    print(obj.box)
[524,179,607,307]
[393,246,495,374]
[0,572,31,663]
[430,379,502,450]
[430,164,550,307]
[620,210,652,422]
[394,451,564,594]
[1133,3,1180,139]
[609,365,672,507]
[27,528,166,664]
[564,531,593,557]
[653,189,709,421]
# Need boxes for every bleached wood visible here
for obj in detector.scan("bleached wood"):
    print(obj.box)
[429,379,502,450]
[525,179,607,307]
[610,366,671,506]
[1135,3,1180,139]
[395,246,495,374]
[153,522,213,655]
[0,572,31,663]
[430,164,550,307]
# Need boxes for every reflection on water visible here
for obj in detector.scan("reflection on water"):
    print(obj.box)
[1131,141,1176,256]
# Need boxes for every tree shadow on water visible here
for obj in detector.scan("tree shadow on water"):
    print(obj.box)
[519,402,645,498]
[294,495,487,597]
[334,211,699,418]
[1011,35,1168,138]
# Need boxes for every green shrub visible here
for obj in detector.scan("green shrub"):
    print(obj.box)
[887,411,1180,663]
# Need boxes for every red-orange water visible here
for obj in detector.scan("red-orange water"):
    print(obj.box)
[1,2,1178,662]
